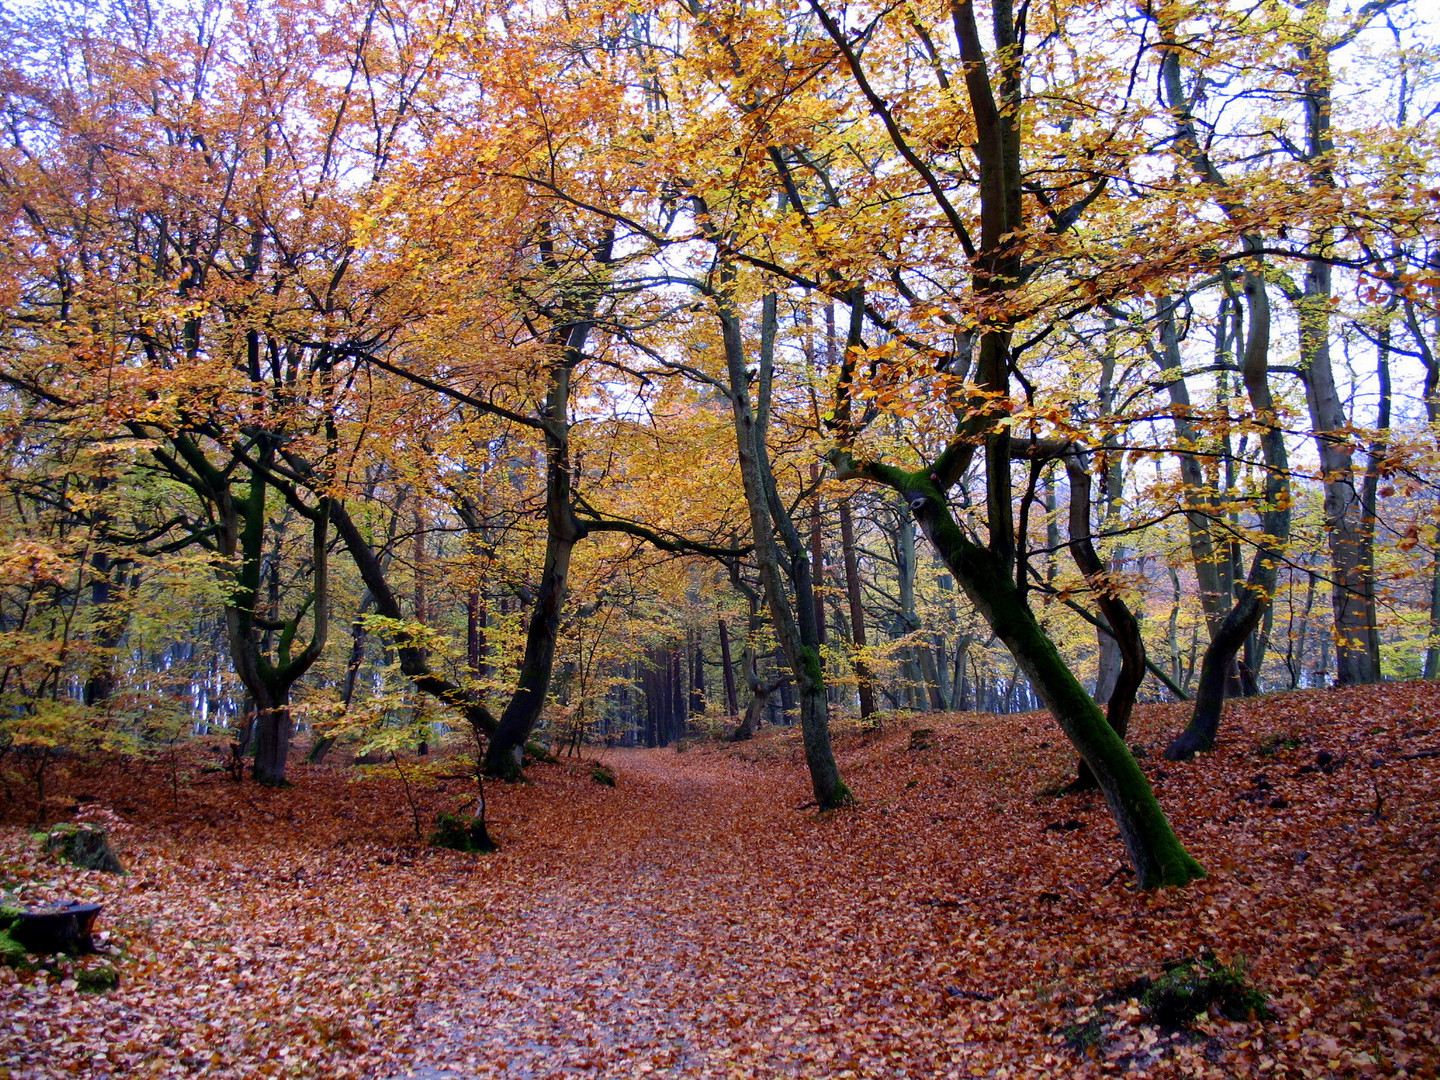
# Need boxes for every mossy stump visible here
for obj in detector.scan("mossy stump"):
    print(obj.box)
[1141,955,1271,1026]
[45,824,125,875]
[430,813,498,854]
[0,900,102,957]
[75,962,120,992]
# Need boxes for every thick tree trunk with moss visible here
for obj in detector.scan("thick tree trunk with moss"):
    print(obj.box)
[901,482,1202,888]
[831,449,1202,887]
[810,0,1194,881]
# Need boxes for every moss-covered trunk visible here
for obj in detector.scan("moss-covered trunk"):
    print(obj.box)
[915,493,1202,887]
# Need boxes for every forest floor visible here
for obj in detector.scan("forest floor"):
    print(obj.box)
[1,682,1438,1079]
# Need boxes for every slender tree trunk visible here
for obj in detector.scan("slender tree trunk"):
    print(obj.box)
[1153,297,1230,635]
[689,629,706,716]
[810,463,826,646]
[715,283,849,807]
[308,589,375,765]
[468,590,483,673]
[484,361,583,778]
[718,616,740,716]
[1168,268,1290,760]
[1290,9,1376,685]
[1059,453,1145,790]
[1358,319,1392,677]
[82,550,130,706]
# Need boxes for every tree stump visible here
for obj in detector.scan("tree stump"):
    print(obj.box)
[2,901,103,956]
[45,824,125,874]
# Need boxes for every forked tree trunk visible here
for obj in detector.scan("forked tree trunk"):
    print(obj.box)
[715,287,850,808]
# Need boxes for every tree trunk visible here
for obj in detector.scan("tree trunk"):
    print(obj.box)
[715,284,849,808]
[308,589,375,765]
[1167,268,1290,760]
[810,462,827,646]
[899,486,1203,889]
[251,684,295,787]
[1292,12,1377,685]
[689,630,707,716]
[214,448,330,787]
[82,549,130,706]
[1059,454,1145,790]
[718,616,740,715]
[839,498,876,719]
[484,358,583,778]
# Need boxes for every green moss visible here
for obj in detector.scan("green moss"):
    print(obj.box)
[0,929,32,968]
[1256,733,1301,757]
[820,779,855,810]
[908,728,935,752]
[429,813,497,854]
[1141,955,1270,1026]
[1060,1016,1104,1052]
[798,646,823,690]
[589,763,616,787]
[75,963,119,993]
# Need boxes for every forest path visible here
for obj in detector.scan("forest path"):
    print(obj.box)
[402,746,867,1078]
[393,721,1096,1079]
[7,688,1434,1080]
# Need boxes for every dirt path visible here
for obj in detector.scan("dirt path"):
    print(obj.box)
[402,749,852,1078]
[392,734,1204,1078]
[394,731,1104,1079]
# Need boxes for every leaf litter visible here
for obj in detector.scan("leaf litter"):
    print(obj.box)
[2,681,1437,1078]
